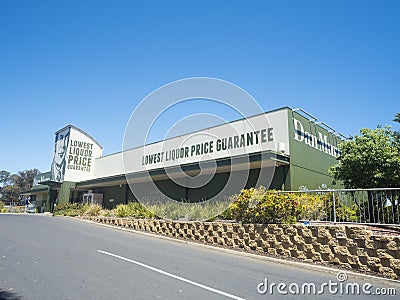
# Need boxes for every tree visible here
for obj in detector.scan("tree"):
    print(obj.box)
[329,126,400,188]
[0,169,40,203]
[0,170,11,187]
[0,170,11,201]
[329,127,400,223]
[394,113,400,123]
[13,169,40,191]
[394,113,400,143]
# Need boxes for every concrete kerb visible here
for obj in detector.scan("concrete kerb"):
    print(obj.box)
[0,212,52,216]
[63,216,400,285]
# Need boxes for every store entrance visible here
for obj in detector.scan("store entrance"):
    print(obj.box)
[49,189,58,213]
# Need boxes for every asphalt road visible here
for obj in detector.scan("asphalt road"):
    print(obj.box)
[0,214,398,300]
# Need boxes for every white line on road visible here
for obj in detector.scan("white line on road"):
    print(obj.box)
[97,249,246,300]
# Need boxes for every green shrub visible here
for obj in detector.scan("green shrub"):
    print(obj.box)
[84,204,101,216]
[0,201,4,210]
[144,199,230,221]
[101,209,112,217]
[53,202,107,217]
[296,193,326,221]
[222,187,302,224]
[114,202,155,218]
[47,189,358,224]
[54,202,87,216]
[114,203,132,217]
[222,188,358,224]
[1,207,8,213]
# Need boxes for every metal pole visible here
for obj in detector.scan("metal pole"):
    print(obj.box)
[332,191,337,225]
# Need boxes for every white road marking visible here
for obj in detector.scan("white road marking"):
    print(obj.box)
[97,249,246,300]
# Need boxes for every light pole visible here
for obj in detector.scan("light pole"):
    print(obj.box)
[109,198,114,210]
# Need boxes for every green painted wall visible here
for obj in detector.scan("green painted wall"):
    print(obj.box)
[126,186,136,202]
[289,165,337,190]
[124,166,289,203]
[186,172,230,202]
[100,185,127,208]
[287,110,342,190]
[48,189,58,212]
[271,165,290,191]
[242,166,289,191]
[59,181,76,204]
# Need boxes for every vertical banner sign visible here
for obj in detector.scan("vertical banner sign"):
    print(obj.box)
[64,126,103,182]
[51,126,103,183]
[51,127,71,182]
[67,140,94,171]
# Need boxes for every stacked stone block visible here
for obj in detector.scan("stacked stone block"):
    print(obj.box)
[85,216,400,279]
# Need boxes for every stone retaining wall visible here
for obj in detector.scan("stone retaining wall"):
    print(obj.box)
[82,216,400,279]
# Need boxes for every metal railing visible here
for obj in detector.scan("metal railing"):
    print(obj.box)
[275,188,400,227]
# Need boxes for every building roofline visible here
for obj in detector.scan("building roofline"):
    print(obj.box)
[20,186,49,194]
[55,125,103,149]
[99,106,292,159]
[290,109,349,140]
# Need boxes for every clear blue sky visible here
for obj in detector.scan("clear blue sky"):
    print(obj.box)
[0,0,399,174]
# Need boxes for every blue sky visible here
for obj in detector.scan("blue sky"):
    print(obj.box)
[0,0,399,174]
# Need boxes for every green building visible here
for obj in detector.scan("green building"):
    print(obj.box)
[25,107,344,212]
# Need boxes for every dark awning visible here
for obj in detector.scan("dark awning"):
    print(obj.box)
[76,150,290,189]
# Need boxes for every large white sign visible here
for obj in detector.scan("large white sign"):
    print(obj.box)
[64,126,103,182]
[141,127,274,167]
[51,126,103,182]
[122,109,290,175]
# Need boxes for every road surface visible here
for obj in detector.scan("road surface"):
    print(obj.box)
[0,214,398,299]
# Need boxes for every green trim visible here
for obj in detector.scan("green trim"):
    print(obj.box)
[20,186,49,194]
[56,125,103,150]
[58,181,76,204]
[271,157,290,164]
[76,174,126,187]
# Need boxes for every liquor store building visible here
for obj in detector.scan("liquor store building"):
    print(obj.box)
[25,107,343,212]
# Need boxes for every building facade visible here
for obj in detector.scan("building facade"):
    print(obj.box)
[26,107,343,212]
